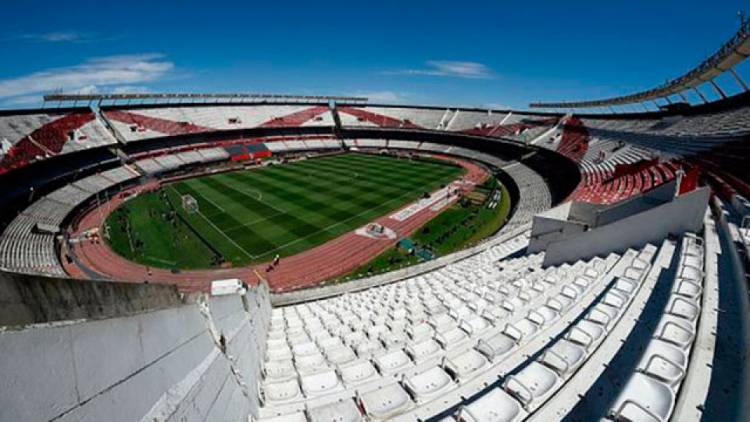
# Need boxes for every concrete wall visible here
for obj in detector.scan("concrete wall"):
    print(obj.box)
[0,270,184,328]
[528,181,680,254]
[592,179,677,227]
[0,282,271,422]
[542,188,710,266]
[528,211,586,254]
[567,201,600,226]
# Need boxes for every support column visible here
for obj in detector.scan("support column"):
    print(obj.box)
[692,87,709,103]
[330,100,343,137]
[709,79,727,99]
[729,68,749,92]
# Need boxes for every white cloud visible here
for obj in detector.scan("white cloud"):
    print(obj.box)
[74,85,99,95]
[0,54,174,101]
[4,31,101,43]
[383,60,493,79]
[36,32,84,42]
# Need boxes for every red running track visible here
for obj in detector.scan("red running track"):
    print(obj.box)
[62,156,488,293]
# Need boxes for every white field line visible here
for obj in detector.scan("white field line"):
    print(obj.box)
[169,186,256,260]
[221,212,286,233]
[213,161,387,228]
[181,157,457,261]
[218,162,449,241]
[252,188,423,260]
[196,210,256,260]
[197,164,370,233]
[198,190,227,213]
[143,255,177,266]
[216,179,289,215]
[183,181,227,212]
[239,164,460,258]
[215,166,395,234]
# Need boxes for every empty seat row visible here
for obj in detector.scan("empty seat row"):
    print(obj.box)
[608,233,705,422]
[259,241,661,420]
[0,165,137,276]
[459,246,657,421]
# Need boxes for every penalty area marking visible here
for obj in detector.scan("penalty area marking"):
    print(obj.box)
[196,210,256,260]
[169,186,256,260]
[200,192,226,213]
[175,160,459,262]
[181,181,227,213]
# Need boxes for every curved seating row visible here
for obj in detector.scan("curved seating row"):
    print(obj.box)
[258,224,715,422]
[257,228,672,421]
[0,166,139,275]
[133,147,230,175]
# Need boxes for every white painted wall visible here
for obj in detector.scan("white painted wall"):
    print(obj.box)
[543,188,710,267]
[528,214,586,253]
[593,179,678,227]
[0,284,271,422]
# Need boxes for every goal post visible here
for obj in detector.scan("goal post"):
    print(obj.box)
[182,194,199,214]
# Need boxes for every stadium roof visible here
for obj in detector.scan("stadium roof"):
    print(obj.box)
[43,92,368,105]
[530,19,750,109]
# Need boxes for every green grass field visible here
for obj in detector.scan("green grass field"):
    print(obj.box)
[105,153,464,269]
[337,179,511,281]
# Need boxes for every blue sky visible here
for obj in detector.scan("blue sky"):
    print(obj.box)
[0,0,748,109]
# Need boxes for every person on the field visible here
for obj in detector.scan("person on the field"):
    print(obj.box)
[273,254,280,266]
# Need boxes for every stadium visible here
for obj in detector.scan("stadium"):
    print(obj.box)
[2,4,750,422]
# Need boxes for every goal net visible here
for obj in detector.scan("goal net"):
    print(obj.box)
[182,194,199,214]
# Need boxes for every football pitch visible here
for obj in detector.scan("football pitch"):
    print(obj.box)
[105,153,465,269]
